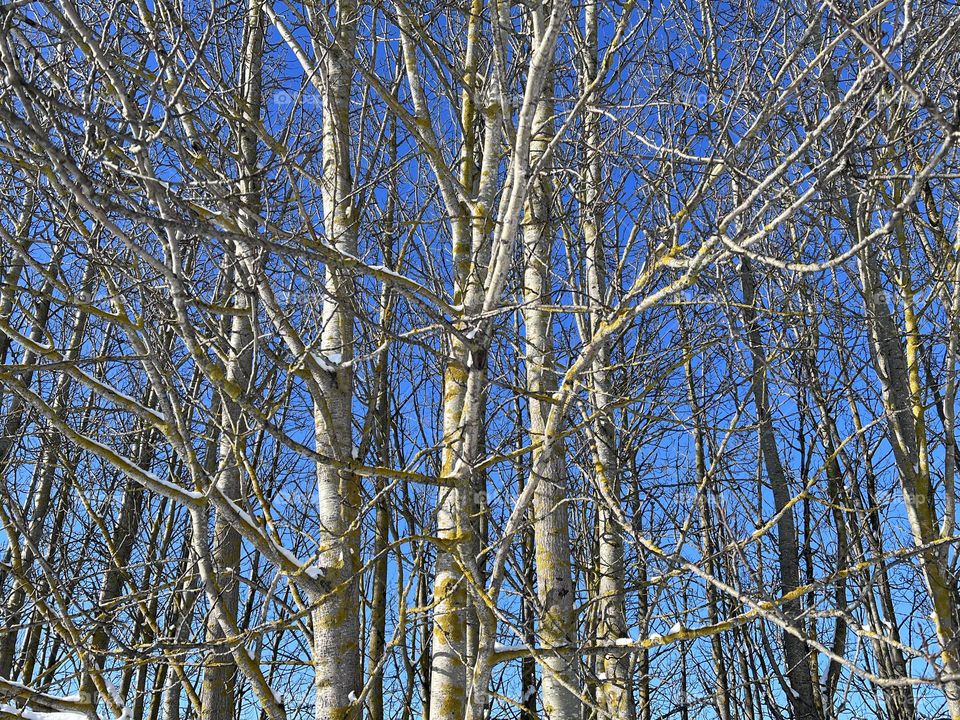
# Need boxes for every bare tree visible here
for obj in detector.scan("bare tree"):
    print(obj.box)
[1,2,959,720]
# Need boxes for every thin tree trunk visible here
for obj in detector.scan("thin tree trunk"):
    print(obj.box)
[367,120,397,720]
[580,0,634,715]
[200,5,262,712]
[80,434,150,711]
[840,368,915,720]
[0,261,95,679]
[739,258,821,720]
[635,491,651,720]
[682,341,731,720]
[200,302,252,719]
[858,242,960,718]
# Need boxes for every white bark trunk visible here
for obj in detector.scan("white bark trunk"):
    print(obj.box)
[312,2,362,717]
[580,2,634,715]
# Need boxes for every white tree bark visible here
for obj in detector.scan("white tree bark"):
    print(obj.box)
[579,2,634,715]
[312,1,362,717]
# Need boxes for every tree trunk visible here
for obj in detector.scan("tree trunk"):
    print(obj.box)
[201,6,262,713]
[311,1,361,716]
[523,47,580,720]
[858,243,960,718]
[682,339,731,720]
[580,0,634,716]
[739,258,821,720]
